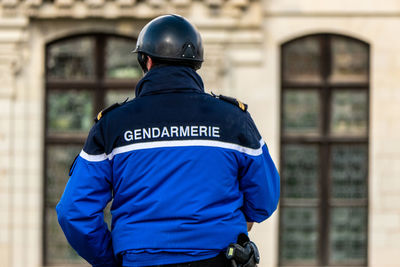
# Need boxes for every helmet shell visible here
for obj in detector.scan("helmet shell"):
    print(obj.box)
[134,14,204,69]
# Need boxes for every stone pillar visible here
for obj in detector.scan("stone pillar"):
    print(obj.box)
[0,17,41,267]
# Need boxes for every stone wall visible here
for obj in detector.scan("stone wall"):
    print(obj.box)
[260,2,400,266]
[0,0,399,266]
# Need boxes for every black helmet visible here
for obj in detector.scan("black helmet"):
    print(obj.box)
[134,14,204,71]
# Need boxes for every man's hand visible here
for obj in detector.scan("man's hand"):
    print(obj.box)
[247,222,254,232]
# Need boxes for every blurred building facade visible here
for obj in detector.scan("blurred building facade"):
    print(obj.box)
[0,0,399,266]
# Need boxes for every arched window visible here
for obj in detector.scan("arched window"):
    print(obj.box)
[44,34,141,265]
[279,34,369,266]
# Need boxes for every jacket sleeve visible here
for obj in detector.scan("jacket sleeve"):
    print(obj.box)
[238,114,280,223]
[56,123,117,267]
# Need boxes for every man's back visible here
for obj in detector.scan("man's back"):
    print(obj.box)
[107,91,252,262]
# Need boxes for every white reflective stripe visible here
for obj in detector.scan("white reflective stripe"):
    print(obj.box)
[79,150,108,162]
[80,139,265,162]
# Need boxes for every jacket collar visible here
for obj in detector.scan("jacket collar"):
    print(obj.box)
[135,65,205,97]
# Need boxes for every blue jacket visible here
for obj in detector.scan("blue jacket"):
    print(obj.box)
[56,65,280,267]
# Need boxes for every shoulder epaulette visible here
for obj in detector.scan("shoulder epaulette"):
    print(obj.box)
[94,98,128,123]
[211,92,248,112]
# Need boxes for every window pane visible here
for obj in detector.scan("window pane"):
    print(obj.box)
[280,207,318,263]
[48,37,95,80]
[47,90,93,134]
[106,38,142,79]
[46,145,82,205]
[282,144,319,199]
[329,207,367,264]
[105,89,134,107]
[283,37,322,83]
[283,90,320,135]
[45,208,86,264]
[331,145,367,199]
[46,145,112,263]
[329,36,368,83]
[330,90,368,136]
[104,201,113,230]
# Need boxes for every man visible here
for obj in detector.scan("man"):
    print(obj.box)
[56,14,280,267]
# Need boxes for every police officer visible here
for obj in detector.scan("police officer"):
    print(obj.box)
[56,14,280,267]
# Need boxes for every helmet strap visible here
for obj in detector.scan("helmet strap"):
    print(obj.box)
[137,52,149,73]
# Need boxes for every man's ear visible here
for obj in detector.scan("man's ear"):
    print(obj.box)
[146,56,153,71]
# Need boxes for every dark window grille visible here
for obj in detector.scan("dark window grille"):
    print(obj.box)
[43,34,140,265]
[279,34,369,266]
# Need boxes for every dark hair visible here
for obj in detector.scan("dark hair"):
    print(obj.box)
[150,56,197,69]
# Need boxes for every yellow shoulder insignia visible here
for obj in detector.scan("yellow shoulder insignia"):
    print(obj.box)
[211,92,248,112]
[96,111,103,121]
[94,98,128,123]
[237,100,246,111]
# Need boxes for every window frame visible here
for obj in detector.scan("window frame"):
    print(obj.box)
[278,34,370,267]
[43,33,139,266]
